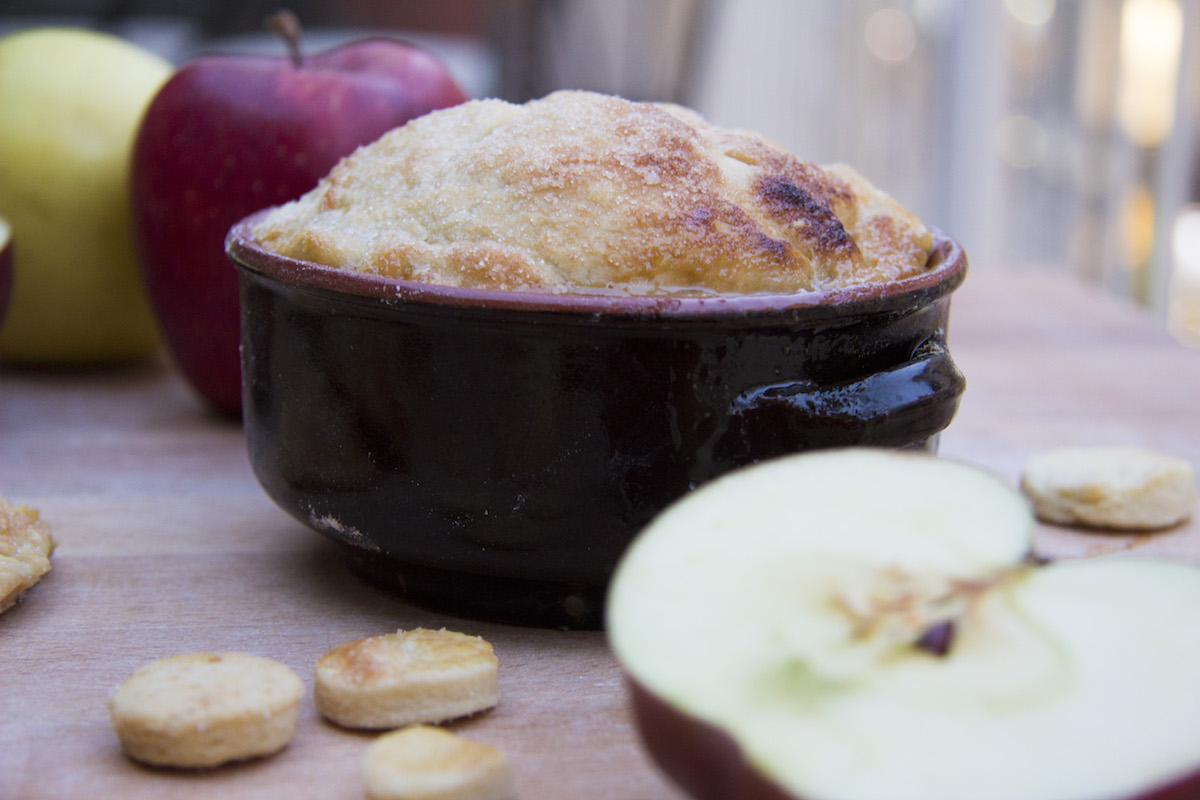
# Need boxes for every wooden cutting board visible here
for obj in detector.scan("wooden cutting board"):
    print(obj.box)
[2,267,1198,799]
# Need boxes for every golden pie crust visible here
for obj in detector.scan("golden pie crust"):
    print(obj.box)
[253,90,933,295]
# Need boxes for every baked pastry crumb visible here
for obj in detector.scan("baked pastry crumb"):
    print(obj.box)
[107,651,304,768]
[253,90,932,295]
[1020,446,1196,531]
[0,495,54,613]
[315,628,500,730]
[362,725,515,800]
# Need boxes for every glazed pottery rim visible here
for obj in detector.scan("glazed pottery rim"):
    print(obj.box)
[226,209,967,319]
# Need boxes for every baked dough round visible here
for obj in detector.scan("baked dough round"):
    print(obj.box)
[1020,446,1196,531]
[108,652,304,768]
[0,496,54,613]
[362,725,514,800]
[314,629,500,730]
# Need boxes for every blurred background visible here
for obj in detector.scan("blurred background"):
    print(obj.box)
[4,0,1199,345]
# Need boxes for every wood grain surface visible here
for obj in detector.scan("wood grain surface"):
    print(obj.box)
[2,268,1198,800]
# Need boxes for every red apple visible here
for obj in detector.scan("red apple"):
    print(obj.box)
[131,12,467,416]
[607,449,1200,800]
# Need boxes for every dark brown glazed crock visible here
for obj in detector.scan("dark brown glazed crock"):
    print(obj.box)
[226,212,967,629]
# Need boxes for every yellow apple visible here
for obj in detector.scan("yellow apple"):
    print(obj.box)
[0,28,171,364]
[0,216,12,326]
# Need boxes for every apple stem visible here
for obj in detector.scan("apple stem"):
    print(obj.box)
[266,9,304,68]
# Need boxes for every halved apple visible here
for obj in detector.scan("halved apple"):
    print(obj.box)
[607,448,1200,800]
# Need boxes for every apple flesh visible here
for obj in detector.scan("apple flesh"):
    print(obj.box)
[131,17,467,415]
[607,448,1200,800]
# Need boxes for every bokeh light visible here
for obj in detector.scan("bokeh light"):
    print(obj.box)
[864,8,918,63]
[995,114,1048,170]
[1004,0,1056,26]
[1117,0,1183,148]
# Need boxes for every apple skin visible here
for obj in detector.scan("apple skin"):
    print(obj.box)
[131,36,467,415]
[628,677,1200,800]
[628,679,792,800]
[0,217,11,327]
[0,28,170,364]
